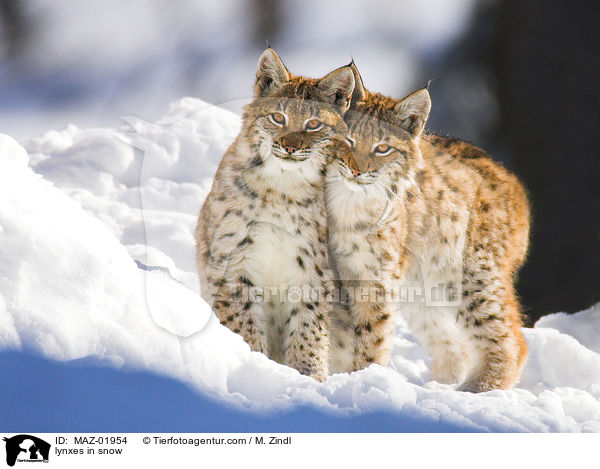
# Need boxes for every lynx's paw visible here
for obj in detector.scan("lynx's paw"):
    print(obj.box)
[456,379,493,393]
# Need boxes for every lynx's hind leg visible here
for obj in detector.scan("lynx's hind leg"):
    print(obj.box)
[456,174,529,392]
[457,267,526,392]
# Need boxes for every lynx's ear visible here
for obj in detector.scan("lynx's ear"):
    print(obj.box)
[255,48,290,97]
[393,88,431,137]
[349,61,367,108]
[318,66,355,112]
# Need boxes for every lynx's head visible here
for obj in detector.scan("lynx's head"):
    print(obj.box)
[239,48,355,195]
[327,62,431,211]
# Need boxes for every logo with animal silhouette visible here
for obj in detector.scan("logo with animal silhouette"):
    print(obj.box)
[3,435,50,466]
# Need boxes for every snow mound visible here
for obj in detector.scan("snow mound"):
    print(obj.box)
[1,98,599,432]
[535,303,600,355]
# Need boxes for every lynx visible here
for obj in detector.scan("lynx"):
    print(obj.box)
[195,48,355,381]
[325,63,530,391]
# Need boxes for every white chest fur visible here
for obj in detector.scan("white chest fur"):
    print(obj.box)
[243,220,308,289]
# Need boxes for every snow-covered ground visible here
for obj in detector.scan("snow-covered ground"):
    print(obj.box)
[1,98,599,432]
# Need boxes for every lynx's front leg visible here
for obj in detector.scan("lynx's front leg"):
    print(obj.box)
[212,281,267,354]
[328,302,356,374]
[403,303,470,385]
[347,279,395,370]
[284,298,331,381]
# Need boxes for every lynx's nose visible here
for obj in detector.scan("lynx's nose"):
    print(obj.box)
[334,140,362,176]
[278,132,307,154]
[344,152,362,176]
[348,162,361,176]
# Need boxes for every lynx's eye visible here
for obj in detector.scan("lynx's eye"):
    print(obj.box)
[305,119,323,131]
[374,143,393,156]
[269,112,286,126]
[345,136,356,148]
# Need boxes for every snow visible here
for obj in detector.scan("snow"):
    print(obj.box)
[1,98,600,432]
[535,303,600,355]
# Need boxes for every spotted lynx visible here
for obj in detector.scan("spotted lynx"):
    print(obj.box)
[325,63,530,391]
[195,48,355,381]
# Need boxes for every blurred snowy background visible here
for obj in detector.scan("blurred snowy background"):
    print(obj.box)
[0,0,484,141]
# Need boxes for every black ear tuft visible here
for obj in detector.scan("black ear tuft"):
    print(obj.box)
[348,61,367,108]
[392,89,431,137]
[255,48,290,97]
